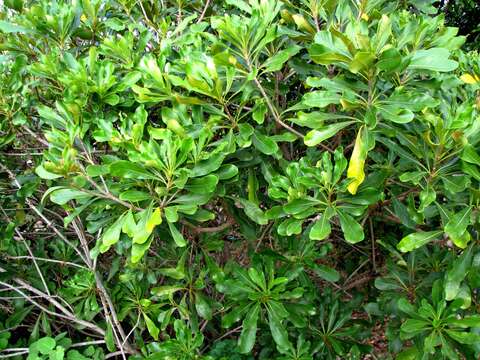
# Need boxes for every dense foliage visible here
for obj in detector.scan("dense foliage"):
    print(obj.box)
[1,0,480,359]
[441,0,480,48]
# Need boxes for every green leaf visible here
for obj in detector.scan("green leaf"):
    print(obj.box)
[279,217,303,236]
[379,106,414,124]
[263,45,301,72]
[456,284,472,309]
[267,307,292,353]
[151,285,184,298]
[392,198,417,229]
[445,245,473,301]
[309,208,334,240]
[349,51,376,74]
[408,48,458,72]
[444,207,472,248]
[86,164,110,177]
[444,330,480,345]
[400,319,429,339]
[110,161,157,180]
[50,189,91,205]
[375,277,402,291]
[131,237,153,263]
[195,294,212,320]
[313,264,340,282]
[397,231,443,253]
[309,32,351,65]
[105,322,115,352]
[119,190,151,202]
[252,102,267,124]
[146,207,162,233]
[191,153,225,177]
[418,185,436,211]
[302,91,342,108]
[238,304,259,354]
[284,198,318,215]
[30,337,56,355]
[215,164,238,180]
[185,175,219,193]
[0,20,33,33]
[35,164,62,179]
[49,347,64,360]
[225,0,251,13]
[122,210,137,238]
[304,121,354,147]
[252,131,279,155]
[396,347,420,360]
[101,214,126,252]
[337,210,364,244]
[460,144,480,164]
[167,221,186,247]
[288,111,345,129]
[144,314,159,340]
[397,298,418,318]
[133,205,161,244]
[158,251,187,279]
[377,48,402,72]
[446,315,480,328]
[234,198,268,225]
[248,267,266,290]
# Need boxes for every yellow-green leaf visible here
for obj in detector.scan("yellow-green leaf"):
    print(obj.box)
[347,127,368,195]
[146,207,162,233]
[460,74,479,84]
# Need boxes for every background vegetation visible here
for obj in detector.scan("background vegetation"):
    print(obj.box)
[1,0,480,359]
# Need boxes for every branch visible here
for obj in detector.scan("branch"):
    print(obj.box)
[197,0,211,23]
[6,255,88,270]
[252,76,304,139]
[0,280,105,336]
[0,350,30,358]
[182,218,235,234]
[21,125,49,147]
[0,206,50,296]
[0,163,89,265]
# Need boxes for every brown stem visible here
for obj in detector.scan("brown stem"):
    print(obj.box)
[182,218,234,233]
[197,0,211,23]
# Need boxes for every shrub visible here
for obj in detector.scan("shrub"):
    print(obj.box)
[0,0,479,359]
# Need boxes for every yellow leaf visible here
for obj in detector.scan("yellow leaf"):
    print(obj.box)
[80,14,87,22]
[146,207,162,233]
[460,74,480,84]
[166,119,185,136]
[228,56,237,65]
[361,13,369,21]
[347,128,367,195]
[292,14,316,34]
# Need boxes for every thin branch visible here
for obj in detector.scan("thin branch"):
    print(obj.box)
[105,351,125,359]
[0,350,29,358]
[67,211,135,356]
[252,76,304,138]
[214,325,242,342]
[122,313,140,346]
[0,162,89,265]
[80,173,142,211]
[369,217,376,273]
[182,218,234,234]
[0,348,28,352]
[0,280,104,336]
[6,255,88,270]
[197,0,211,23]
[21,126,49,147]
[0,206,50,296]
[71,340,106,348]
